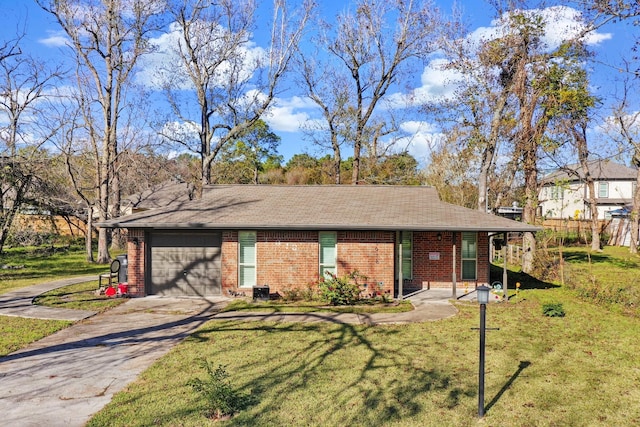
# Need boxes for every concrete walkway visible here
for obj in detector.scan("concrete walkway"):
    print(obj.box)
[213,288,474,325]
[0,280,473,427]
[0,276,100,321]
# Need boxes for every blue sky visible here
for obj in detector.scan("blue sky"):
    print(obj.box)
[1,1,637,165]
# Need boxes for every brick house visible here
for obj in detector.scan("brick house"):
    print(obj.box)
[98,185,538,298]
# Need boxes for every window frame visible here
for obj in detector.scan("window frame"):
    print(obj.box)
[319,231,337,278]
[461,232,477,281]
[550,185,562,200]
[401,231,413,280]
[238,231,257,288]
[598,182,609,198]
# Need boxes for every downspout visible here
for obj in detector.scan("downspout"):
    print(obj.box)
[397,231,403,300]
[452,231,457,299]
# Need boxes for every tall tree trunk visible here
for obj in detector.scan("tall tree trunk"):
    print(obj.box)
[630,156,640,254]
[331,132,341,184]
[352,139,362,184]
[574,124,600,251]
[478,92,509,212]
[86,205,94,262]
[521,156,538,274]
[97,129,111,263]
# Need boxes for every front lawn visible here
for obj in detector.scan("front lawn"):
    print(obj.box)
[0,246,115,294]
[33,280,128,313]
[0,246,125,355]
[88,286,640,426]
[0,316,71,356]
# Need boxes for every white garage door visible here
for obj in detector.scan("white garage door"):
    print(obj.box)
[149,232,222,296]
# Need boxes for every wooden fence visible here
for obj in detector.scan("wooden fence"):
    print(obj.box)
[491,244,522,264]
[542,219,608,234]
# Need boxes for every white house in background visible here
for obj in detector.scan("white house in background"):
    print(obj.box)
[538,160,637,220]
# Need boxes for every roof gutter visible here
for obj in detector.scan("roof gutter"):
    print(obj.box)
[96,221,541,233]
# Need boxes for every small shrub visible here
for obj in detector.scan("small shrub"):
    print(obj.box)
[377,291,393,304]
[318,271,365,305]
[188,360,243,420]
[530,250,560,283]
[281,287,301,302]
[299,282,319,301]
[542,302,565,317]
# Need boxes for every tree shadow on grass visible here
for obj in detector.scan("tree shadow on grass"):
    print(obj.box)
[187,320,469,426]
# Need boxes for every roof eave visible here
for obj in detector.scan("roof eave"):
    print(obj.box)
[96,221,541,233]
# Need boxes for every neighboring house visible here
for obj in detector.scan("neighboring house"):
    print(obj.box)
[98,185,539,298]
[539,160,637,220]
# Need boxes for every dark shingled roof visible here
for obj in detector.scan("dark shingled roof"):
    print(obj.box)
[98,185,540,232]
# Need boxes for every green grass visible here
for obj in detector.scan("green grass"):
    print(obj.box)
[33,280,128,313]
[544,246,640,316]
[87,288,640,426]
[0,316,71,356]
[0,245,115,294]
[4,243,640,425]
[0,246,124,356]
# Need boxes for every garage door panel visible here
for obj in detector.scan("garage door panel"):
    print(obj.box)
[150,232,222,296]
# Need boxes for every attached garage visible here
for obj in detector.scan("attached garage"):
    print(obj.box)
[148,231,222,296]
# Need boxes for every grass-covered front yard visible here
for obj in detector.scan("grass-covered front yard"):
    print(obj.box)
[0,246,109,293]
[0,246,126,356]
[87,289,640,426]
[2,245,640,425]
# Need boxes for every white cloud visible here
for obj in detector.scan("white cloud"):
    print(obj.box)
[468,5,611,50]
[263,96,317,133]
[136,21,266,91]
[599,110,640,135]
[393,121,445,163]
[38,31,68,47]
[160,120,200,143]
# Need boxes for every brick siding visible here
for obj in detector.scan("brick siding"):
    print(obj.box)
[126,229,145,297]
[126,228,490,297]
[337,231,395,296]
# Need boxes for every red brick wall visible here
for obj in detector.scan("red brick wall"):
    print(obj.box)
[412,231,490,289]
[221,231,238,291]
[220,230,397,296]
[256,231,319,294]
[477,232,490,284]
[337,231,395,295]
[127,228,491,297]
[126,230,145,297]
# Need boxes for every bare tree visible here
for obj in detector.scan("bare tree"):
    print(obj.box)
[439,11,523,212]
[299,0,441,184]
[0,36,63,253]
[159,0,312,187]
[39,0,164,263]
[603,69,640,253]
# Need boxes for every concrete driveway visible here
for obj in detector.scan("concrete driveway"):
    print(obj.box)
[0,289,228,427]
